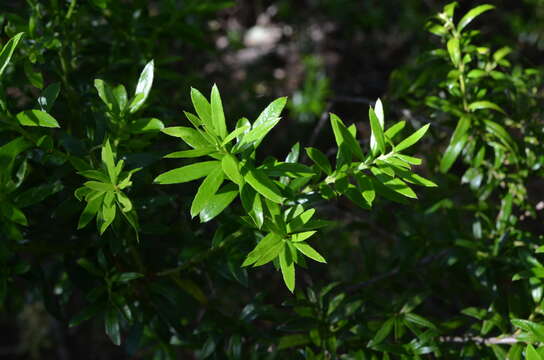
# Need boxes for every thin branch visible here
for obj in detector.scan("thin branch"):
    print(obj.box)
[440,335,519,345]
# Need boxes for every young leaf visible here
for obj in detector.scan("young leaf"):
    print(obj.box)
[101,140,117,183]
[526,345,543,360]
[165,148,215,159]
[129,118,164,133]
[457,4,495,32]
[384,120,406,140]
[190,165,224,218]
[190,87,213,132]
[369,107,386,155]
[210,84,227,138]
[154,161,220,184]
[371,167,417,199]
[94,79,119,114]
[15,110,60,128]
[0,32,24,78]
[395,124,430,152]
[129,59,154,113]
[161,127,210,149]
[330,113,364,160]
[239,97,287,148]
[241,184,264,228]
[78,193,104,229]
[294,242,326,263]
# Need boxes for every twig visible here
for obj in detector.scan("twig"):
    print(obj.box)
[440,335,519,345]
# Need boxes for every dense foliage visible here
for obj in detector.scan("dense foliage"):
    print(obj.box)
[1,1,544,359]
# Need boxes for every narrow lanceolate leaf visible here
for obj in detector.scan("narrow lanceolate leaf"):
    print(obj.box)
[239,97,286,149]
[94,79,119,113]
[370,99,385,149]
[384,120,406,140]
[241,184,264,228]
[291,231,316,242]
[15,110,60,128]
[484,119,517,154]
[395,124,430,152]
[164,148,215,158]
[129,59,154,113]
[369,107,386,155]
[154,161,220,184]
[199,184,238,223]
[447,37,461,67]
[440,116,471,173]
[294,242,326,263]
[468,101,505,114]
[190,87,213,131]
[78,193,104,229]
[129,118,164,133]
[243,165,284,203]
[221,154,243,185]
[458,5,495,32]
[242,233,283,267]
[210,84,227,138]
[279,245,295,292]
[330,113,364,160]
[0,32,24,78]
[222,124,250,146]
[526,344,542,360]
[105,308,121,346]
[101,140,117,183]
[161,127,210,149]
[371,167,417,199]
[306,147,332,175]
[190,165,224,218]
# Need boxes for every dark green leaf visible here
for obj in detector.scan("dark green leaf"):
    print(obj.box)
[16,110,60,128]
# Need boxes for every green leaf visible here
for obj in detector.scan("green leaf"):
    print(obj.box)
[221,124,250,146]
[294,242,326,263]
[84,181,114,192]
[221,154,243,185]
[0,32,24,78]
[15,110,60,128]
[154,161,220,184]
[291,231,316,242]
[129,118,164,133]
[24,61,43,89]
[161,126,210,149]
[404,313,437,330]
[94,79,119,114]
[330,113,364,160]
[526,345,543,360]
[100,200,116,234]
[190,87,213,132]
[355,173,376,205]
[199,183,238,222]
[279,244,295,292]
[395,124,430,152]
[210,84,227,138]
[369,107,386,155]
[440,116,470,173]
[306,147,332,175]
[190,165,224,218]
[447,37,461,67]
[371,167,417,199]
[241,184,264,228]
[1,202,28,226]
[101,140,117,183]
[164,148,215,159]
[105,308,121,346]
[384,120,406,140]
[370,317,395,345]
[458,4,495,32]
[239,97,287,149]
[278,334,311,350]
[78,193,104,229]
[484,119,517,153]
[242,233,283,267]
[243,165,284,203]
[112,272,143,283]
[468,101,505,114]
[129,59,154,113]
[113,84,127,111]
[37,82,61,111]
